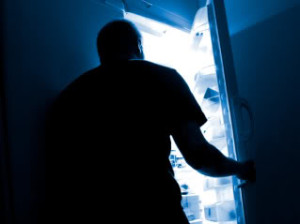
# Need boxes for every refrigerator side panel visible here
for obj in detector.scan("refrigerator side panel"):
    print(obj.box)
[229,5,300,224]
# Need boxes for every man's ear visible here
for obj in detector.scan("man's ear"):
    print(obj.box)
[137,42,144,59]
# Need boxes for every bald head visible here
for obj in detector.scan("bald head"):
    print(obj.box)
[97,20,144,64]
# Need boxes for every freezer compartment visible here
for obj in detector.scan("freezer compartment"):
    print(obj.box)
[204,200,236,222]
[181,194,202,222]
[203,177,232,190]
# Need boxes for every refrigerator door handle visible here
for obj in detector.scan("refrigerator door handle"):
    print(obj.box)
[235,97,254,142]
[237,180,254,188]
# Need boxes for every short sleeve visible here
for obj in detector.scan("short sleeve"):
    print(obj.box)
[167,70,207,129]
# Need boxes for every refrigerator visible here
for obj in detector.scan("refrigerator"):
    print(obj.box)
[2,0,299,223]
[120,1,253,224]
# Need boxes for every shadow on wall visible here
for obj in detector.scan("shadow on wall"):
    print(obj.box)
[3,0,123,223]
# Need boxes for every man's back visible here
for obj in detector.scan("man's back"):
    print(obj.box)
[46,60,206,223]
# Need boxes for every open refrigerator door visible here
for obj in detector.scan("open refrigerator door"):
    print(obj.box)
[125,2,245,224]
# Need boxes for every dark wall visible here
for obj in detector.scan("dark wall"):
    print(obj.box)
[225,0,299,35]
[2,1,123,223]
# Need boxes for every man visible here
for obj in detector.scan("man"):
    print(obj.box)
[46,20,255,223]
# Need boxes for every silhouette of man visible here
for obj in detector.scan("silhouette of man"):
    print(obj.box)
[46,20,255,224]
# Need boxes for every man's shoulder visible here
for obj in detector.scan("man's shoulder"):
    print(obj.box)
[66,67,101,90]
[128,60,180,85]
[56,66,101,102]
[79,66,102,81]
[129,60,175,73]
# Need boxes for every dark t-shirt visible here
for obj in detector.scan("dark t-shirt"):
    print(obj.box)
[46,60,206,223]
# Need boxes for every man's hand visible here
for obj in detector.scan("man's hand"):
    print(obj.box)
[237,160,256,182]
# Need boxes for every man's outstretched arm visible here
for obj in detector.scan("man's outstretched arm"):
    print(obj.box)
[172,120,255,181]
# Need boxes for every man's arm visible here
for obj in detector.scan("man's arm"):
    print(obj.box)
[172,120,255,181]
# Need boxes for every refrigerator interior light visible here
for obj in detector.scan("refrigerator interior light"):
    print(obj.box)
[125,12,215,88]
